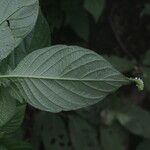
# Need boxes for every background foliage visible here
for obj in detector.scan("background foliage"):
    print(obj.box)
[0,0,150,150]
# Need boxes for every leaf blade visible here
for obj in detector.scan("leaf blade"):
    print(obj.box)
[0,88,16,127]
[0,105,26,137]
[1,45,129,112]
[0,0,39,61]
[84,0,105,22]
[69,115,100,150]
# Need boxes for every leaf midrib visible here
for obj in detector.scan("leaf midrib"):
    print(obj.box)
[0,75,129,82]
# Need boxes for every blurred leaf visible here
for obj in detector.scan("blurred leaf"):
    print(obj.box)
[0,139,34,150]
[104,55,135,72]
[143,50,150,65]
[141,4,150,16]
[42,115,71,150]
[32,112,44,149]
[143,50,150,91]
[41,0,63,30]
[100,124,128,150]
[10,83,25,103]
[84,0,105,22]
[100,109,116,126]
[111,102,150,138]
[33,112,71,150]
[27,10,51,53]
[67,10,89,41]
[0,88,16,128]
[69,115,100,150]
[0,60,9,75]
[143,67,150,91]
[136,140,150,150]
[0,105,26,137]
[76,106,100,125]
[62,0,89,40]
[0,145,7,150]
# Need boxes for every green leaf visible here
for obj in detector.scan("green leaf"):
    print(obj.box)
[1,45,129,112]
[0,139,34,150]
[143,50,150,65]
[62,0,89,41]
[66,9,89,41]
[100,124,128,150]
[41,0,63,31]
[27,10,51,53]
[143,67,150,91]
[32,112,70,150]
[3,10,51,103]
[76,106,100,125]
[84,0,105,22]
[8,9,51,69]
[0,0,39,61]
[9,84,25,103]
[136,140,150,150]
[141,4,150,16]
[113,102,150,138]
[0,145,7,150]
[0,88,16,127]
[69,115,100,150]
[0,105,26,137]
[0,60,9,75]
[104,55,135,72]
[143,50,150,91]
[42,114,70,150]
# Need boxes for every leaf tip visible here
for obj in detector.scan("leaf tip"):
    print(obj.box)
[129,77,144,91]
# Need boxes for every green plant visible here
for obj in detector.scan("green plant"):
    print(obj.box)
[0,0,148,149]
